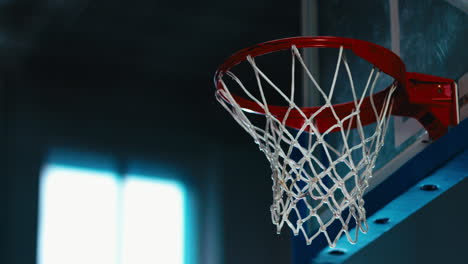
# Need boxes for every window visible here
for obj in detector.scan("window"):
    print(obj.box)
[37,164,186,264]
[121,176,184,264]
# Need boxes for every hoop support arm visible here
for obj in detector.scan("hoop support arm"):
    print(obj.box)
[393,72,459,140]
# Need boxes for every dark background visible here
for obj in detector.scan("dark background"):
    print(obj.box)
[2,1,467,264]
[1,1,299,263]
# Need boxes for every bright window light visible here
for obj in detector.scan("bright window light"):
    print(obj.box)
[121,176,185,264]
[37,165,119,264]
[37,164,186,264]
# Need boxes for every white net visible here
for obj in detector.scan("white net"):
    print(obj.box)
[215,45,396,247]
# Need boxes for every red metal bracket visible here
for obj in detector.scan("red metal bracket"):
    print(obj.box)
[393,72,459,140]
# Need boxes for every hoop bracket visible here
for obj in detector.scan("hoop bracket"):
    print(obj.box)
[393,72,459,140]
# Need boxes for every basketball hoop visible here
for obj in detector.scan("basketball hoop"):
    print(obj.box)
[214,37,459,247]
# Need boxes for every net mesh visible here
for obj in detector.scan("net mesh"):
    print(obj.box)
[215,45,396,247]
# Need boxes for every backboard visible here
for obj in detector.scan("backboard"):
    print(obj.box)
[296,0,468,262]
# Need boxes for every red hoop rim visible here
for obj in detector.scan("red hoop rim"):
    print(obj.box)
[215,36,406,89]
[214,36,458,139]
[214,36,405,132]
